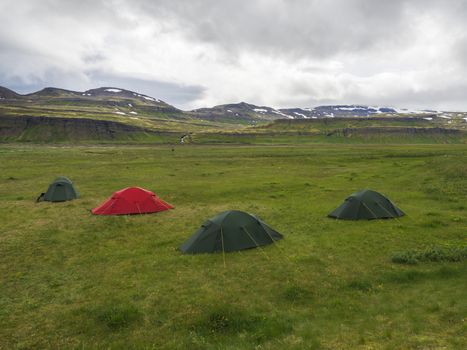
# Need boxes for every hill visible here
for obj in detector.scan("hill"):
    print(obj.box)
[0,86,20,99]
[1,85,466,143]
[0,86,236,140]
[190,102,294,123]
[0,115,179,143]
[190,103,448,123]
[191,116,467,144]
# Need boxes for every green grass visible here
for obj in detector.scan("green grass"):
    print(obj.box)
[0,143,466,349]
[192,132,467,144]
[392,246,467,264]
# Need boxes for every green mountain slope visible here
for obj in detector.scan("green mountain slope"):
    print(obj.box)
[1,85,466,143]
[0,86,239,139]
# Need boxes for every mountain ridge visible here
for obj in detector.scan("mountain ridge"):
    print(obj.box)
[1,85,467,129]
[1,86,178,110]
[0,85,451,117]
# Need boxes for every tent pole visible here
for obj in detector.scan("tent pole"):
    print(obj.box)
[362,202,378,219]
[136,203,142,215]
[378,203,403,222]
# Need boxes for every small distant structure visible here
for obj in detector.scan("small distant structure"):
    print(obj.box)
[92,187,173,215]
[180,133,193,144]
[37,176,79,202]
[328,189,404,220]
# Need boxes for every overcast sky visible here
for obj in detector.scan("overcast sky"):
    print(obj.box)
[1,0,467,110]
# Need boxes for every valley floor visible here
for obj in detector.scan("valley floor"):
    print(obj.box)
[0,143,466,349]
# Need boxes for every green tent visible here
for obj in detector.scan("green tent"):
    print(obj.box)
[328,189,404,220]
[180,210,283,254]
[38,176,79,202]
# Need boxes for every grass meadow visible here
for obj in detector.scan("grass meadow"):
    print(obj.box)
[0,143,466,349]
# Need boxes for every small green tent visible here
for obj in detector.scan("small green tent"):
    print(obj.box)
[38,176,79,202]
[328,189,404,220]
[180,210,283,254]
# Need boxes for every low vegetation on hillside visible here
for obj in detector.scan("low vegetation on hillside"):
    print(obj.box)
[1,86,466,143]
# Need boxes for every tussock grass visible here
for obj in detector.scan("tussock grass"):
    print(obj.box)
[392,246,467,264]
[195,305,261,334]
[93,302,142,330]
[282,285,314,303]
[381,266,463,284]
[346,279,374,292]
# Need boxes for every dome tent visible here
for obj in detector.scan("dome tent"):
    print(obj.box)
[180,210,283,254]
[328,189,404,220]
[38,176,79,202]
[92,187,173,215]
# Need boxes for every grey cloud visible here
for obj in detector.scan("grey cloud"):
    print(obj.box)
[82,53,107,64]
[0,68,206,109]
[0,69,88,94]
[129,0,416,58]
[130,0,467,63]
[1,0,467,110]
[341,83,467,111]
[87,71,206,108]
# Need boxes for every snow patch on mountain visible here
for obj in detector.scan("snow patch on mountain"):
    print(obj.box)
[142,96,158,102]
[394,108,435,114]
[105,88,122,93]
[272,110,293,119]
[336,106,362,111]
[132,93,160,102]
[293,112,309,119]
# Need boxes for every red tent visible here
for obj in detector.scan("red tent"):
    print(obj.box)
[92,187,173,215]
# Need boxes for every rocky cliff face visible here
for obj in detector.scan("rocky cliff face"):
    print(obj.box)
[0,115,158,141]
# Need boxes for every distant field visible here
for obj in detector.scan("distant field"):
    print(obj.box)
[192,131,467,144]
[0,144,466,349]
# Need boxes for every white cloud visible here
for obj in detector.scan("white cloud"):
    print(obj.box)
[1,0,467,110]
